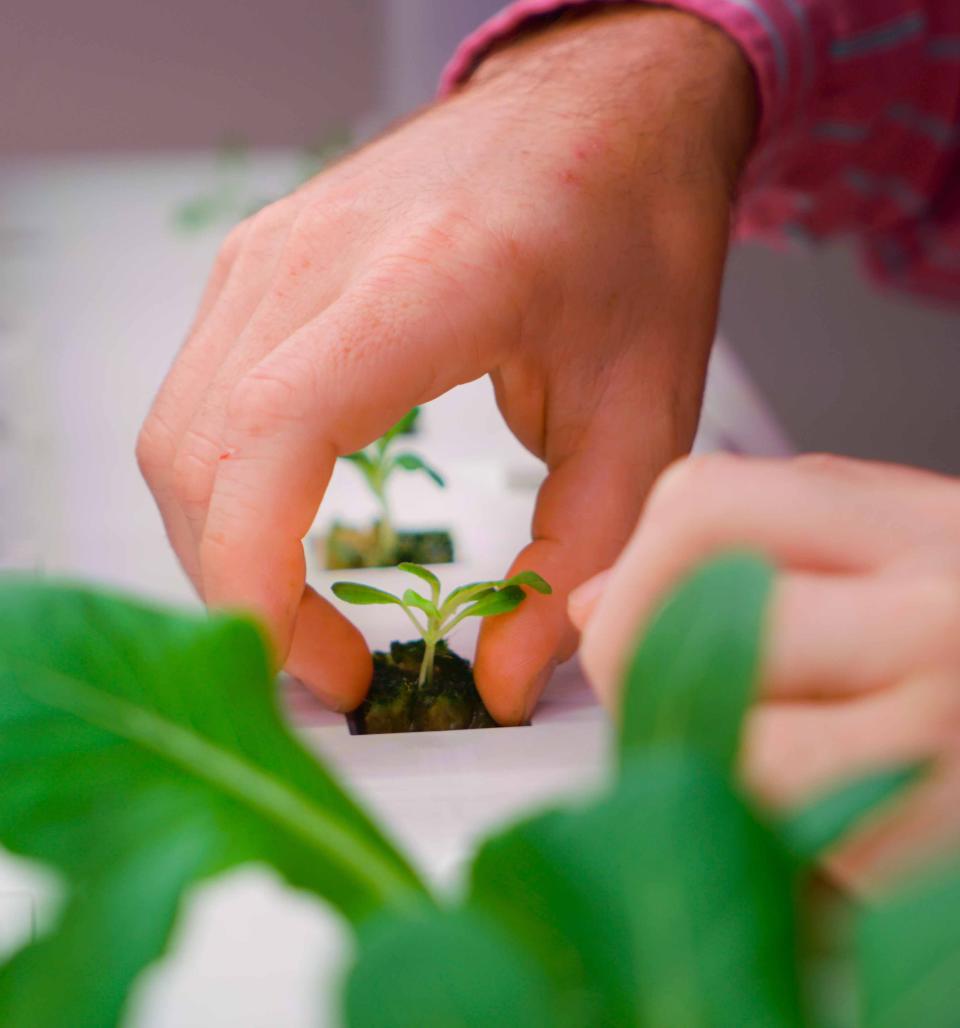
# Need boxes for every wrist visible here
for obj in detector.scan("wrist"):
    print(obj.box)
[460,6,757,198]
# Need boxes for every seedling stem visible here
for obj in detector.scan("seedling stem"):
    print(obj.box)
[340,408,445,566]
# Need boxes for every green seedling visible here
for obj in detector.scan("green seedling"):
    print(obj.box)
[340,408,445,565]
[332,564,552,687]
[174,127,353,233]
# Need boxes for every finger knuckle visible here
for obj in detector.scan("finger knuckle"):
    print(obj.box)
[292,193,360,235]
[170,456,204,512]
[232,200,295,262]
[368,206,491,285]
[216,220,250,268]
[247,198,290,235]
[135,415,175,484]
[171,431,219,510]
[226,360,311,437]
[275,198,361,275]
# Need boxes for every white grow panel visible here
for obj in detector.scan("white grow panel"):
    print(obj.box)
[0,151,791,1026]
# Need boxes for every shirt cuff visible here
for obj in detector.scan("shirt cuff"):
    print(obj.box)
[439,0,818,146]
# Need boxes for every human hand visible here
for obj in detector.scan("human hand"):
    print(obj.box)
[572,454,960,889]
[137,8,755,722]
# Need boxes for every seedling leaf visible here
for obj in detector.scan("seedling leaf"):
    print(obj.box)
[458,585,526,621]
[504,570,553,595]
[403,589,438,620]
[398,562,441,598]
[619,552,774,773]
[779,765,923,863]
[442,582,499,613]
[443,574,550,617]
[381,407,420,446]
[342,451,375,472]
[393,452,445,488]
[332,582,404,606]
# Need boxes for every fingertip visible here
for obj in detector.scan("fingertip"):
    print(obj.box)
[285,586,373,712]
[567,568,611,629]
[577,612,623,712]
[474,597,570,725]
[522,659,559,723]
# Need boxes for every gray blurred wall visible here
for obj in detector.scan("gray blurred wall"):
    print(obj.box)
[720,244,960,475]
[3,0,382,153]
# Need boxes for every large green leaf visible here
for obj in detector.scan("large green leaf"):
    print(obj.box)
[0,794,219,1028]
[469,751,805,1027]
[619,552,774,773]
[857,863,960,1028]
[779,766,922,864]
[344,908,556,1028]
[0,578,430,1028]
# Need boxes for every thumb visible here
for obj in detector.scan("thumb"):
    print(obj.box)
[568,568,612,630]
[475,406,677,725]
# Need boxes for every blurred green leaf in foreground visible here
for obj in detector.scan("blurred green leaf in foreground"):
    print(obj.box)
[0,554,954,1027]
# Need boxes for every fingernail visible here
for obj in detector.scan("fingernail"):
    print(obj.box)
[567,570,611,627]
[310,678,351,711]
[522,659,558,724]
[296,674,354,713]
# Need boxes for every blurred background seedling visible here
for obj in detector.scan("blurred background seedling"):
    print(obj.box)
[173,126,353,234]
[324,407,455,570]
